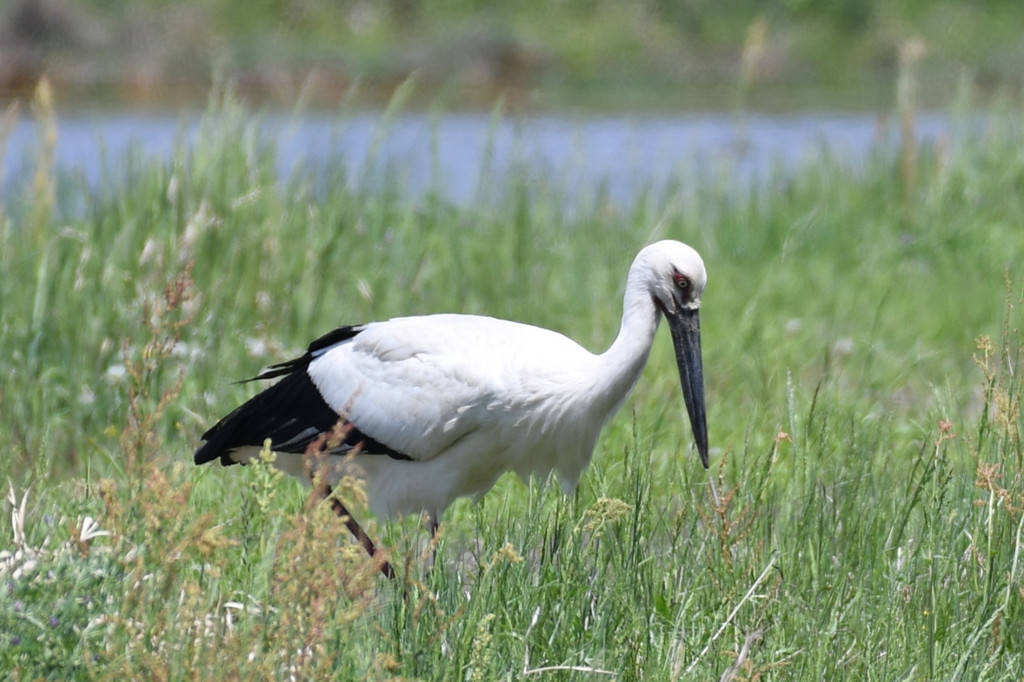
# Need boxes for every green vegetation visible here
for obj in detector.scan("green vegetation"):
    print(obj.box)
[4,0,1024,109]
[1,82,1023,678]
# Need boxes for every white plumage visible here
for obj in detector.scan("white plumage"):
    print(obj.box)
[196,240,709,556]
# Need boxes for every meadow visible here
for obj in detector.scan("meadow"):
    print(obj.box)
[0,83,1022,679]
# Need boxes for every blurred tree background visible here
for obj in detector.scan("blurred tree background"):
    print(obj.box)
[1,0,1022,109]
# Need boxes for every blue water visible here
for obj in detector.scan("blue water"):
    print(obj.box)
[1,109,953,206]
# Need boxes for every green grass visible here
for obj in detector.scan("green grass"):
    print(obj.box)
[23,0,1024,110]
[1,86,1023,679]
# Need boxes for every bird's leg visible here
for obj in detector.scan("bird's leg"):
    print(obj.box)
[322,483,396,580]
[426,514,440,571]
[306,422,395,580]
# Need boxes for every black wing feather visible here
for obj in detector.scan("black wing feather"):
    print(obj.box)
[244,324,366,382]
[195,325,411,466]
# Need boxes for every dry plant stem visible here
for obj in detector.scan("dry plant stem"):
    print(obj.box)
[522,665,616,676]
[681,552,778,677]
[322,482,395,580]
[708,472,722,507]
[719,627,765,682]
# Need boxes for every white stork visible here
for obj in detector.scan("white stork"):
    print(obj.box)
[195,240,709,577]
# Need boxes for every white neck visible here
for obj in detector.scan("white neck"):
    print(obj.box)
[592,267,660,416]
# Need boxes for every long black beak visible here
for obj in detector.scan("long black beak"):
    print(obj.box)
[666,306,709,468]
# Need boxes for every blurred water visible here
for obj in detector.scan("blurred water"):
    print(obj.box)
[1,109,952,206]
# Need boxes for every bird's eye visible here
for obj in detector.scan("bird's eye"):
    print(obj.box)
[673,271,689,289]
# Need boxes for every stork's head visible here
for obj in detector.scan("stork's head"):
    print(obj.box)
[640,241,707,315]
[637,240,710,469]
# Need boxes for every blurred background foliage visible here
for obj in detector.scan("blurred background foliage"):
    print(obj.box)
[2,0,1023,110]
